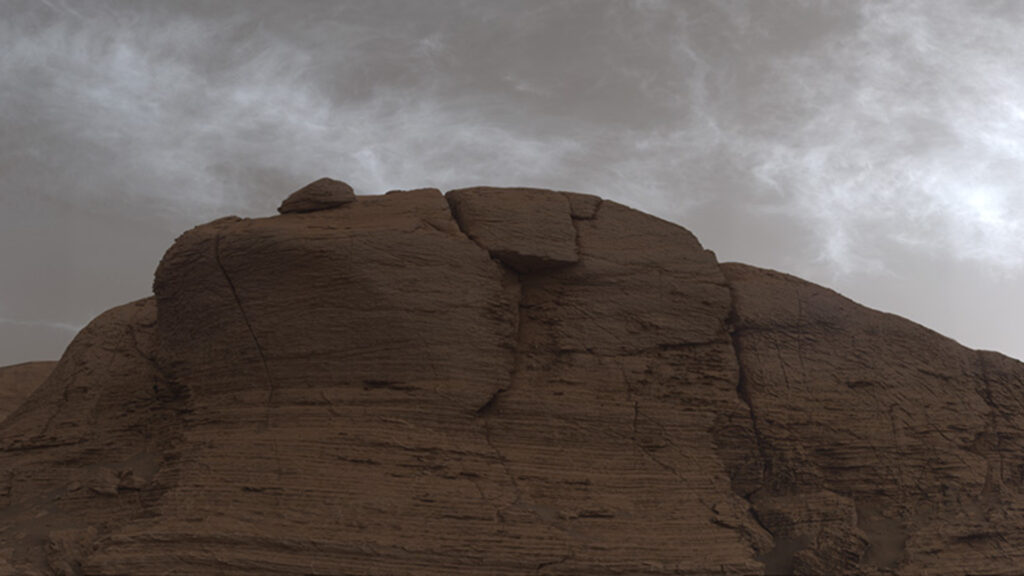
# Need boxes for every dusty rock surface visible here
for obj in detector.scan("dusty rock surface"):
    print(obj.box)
[0,186,1021,575]
[0,361,56,422]
[722,263,1024,575]
[277,177,355,214]
[446,187,579,272]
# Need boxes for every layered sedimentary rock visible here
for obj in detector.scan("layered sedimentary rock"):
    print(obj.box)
[277,177,355,214]
[722,264,1024,575]
[1,184,1022,575]
[0,361,55,422]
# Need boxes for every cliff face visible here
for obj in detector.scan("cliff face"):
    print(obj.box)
[723,264,1024,574]
[1,185,1021,575]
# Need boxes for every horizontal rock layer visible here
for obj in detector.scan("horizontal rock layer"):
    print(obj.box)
[1,186,1021,575]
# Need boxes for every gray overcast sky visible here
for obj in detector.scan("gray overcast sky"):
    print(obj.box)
[2,0,1023,365]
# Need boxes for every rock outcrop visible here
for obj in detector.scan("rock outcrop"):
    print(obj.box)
[0,361,55,423]
[1,184,1021,575]
[721,263,1024,575]
[277,177,355,214]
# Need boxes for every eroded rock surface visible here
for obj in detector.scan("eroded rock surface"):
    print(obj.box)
[0,186,1021,575]
[0,298,182,574]
[722,263,1024,575]
[446,187,579,272]
[277,177,355,214]
[0,361,55,423]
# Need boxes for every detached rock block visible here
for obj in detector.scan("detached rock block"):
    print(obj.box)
[445,187,578,273]
[278,177,355,214]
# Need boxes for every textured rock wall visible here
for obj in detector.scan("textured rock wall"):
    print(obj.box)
[0,361,55,423]
[1,185,1022,575]
[0,299,184,575]
[723,263,1024,575]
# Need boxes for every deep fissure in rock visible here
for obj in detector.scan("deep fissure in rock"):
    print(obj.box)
[723,278,778,566]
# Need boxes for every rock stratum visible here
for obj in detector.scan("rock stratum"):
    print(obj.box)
[0,362,56,423]
[1,184,1022,575]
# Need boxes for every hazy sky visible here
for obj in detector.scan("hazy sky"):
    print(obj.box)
[2,0,1023,365]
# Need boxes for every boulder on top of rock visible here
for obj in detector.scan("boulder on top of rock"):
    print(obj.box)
[445,187,578,273]
[278,177,355,214]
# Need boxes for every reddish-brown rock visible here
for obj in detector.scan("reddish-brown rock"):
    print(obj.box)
[722,263,1024,575]
[0,187,1021,575]
[446,187,579,272]
[277,177,355,214]
[0,361,55,423]
[0,298,181,574]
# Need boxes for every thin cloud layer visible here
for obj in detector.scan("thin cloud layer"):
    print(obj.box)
[713,0,1024,274]
[0,317,81,333]
[1,1,726,215]
[1,0,1022,362]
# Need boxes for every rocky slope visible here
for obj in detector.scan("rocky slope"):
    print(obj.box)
[0,361,56,423]
[1,184,1021,575]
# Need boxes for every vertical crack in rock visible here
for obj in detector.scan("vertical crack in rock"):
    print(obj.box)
[569,218,583,262]
[445,190,594,569]
[443,192,576,557]
[975,354,1005,499]
[726,294,770,486]
[724,279,777,555]
[794,289,809,380]
[476,279,526,520]
[567,197,602,257]
[481,415,524,520]
[443,192,521,412]
[887,403,908,498]
[443,193,529,517]
[213,233,275,429]
[623,368,687,482]
[442,194,491,255]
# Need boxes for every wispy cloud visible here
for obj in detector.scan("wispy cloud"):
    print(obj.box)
[0,3,588,220]
[2,0,1023,362]
[0,317,82,333]
[715,0,1024,274]
[6,1,1023,275]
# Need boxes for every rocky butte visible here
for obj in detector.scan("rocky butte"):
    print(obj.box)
[1,182,1022,575]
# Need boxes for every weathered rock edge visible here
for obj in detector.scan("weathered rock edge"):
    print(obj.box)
[1,186,1022,575]
[0,361,56,423]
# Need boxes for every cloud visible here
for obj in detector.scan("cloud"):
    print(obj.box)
[1,0,1023,361]
[4,0,1023,275]
[0,2,608,221]
[712,0,1024,275]
[0,317,82,333]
